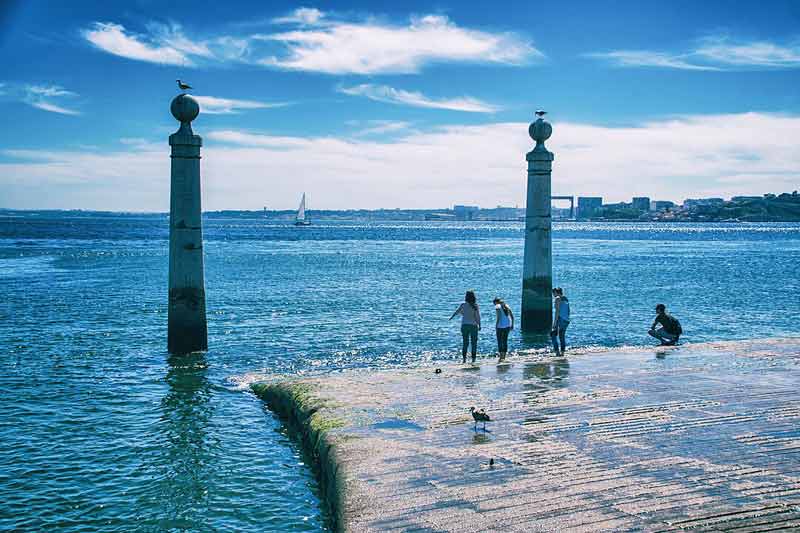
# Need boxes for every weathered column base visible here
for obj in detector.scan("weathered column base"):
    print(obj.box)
[521,276,552,334]
[168,287,208,354]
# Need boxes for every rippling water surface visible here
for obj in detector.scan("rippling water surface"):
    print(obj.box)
[1,215,799,531]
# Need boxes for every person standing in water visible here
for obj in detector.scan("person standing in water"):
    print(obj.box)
[493,297,514,362]
[550,287,570,356]
[450,290,481,364]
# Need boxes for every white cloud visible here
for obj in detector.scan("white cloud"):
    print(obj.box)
[192,95,288,114]
[26,85,78,97]
[695,37,800,67]
[258,13,539,74]
[590,37,800,70]
[3,113,798,210]
[28,101,81,116]
[347,120,411,137]
[81,11,539,74]
[587,51,720,71]
[82,22,196,66]
[12,84,82,115]
[338,84,500,113]
[272,7,324,25]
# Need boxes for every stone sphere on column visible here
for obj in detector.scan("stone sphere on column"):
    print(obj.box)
[529,117,552,143]
[171,94,200,123]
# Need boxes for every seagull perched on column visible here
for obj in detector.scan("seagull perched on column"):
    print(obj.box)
[470,407,491,431]
[176,79,192,91]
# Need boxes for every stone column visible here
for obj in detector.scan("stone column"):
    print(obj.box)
[521,112,554,334]
[167,94,207,354]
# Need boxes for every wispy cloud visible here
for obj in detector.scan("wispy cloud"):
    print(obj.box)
[28,101,81,116]
[81,10,539,74]
[82,22,194,66]
[347,120,411,137]
[0,83,82,115]
[338,84,500,113]
[695,37,800,67]
[587,51,720,71]
[26,85,77,98]
[4,113,799,210]
[272,7,324,25]
[192,95,288,114]
[590,36,800,70]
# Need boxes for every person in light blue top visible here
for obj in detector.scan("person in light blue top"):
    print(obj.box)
[550,287,570,356]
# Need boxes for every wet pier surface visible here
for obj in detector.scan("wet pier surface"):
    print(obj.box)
[257,339,800,532]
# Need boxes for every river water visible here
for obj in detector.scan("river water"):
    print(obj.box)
[1,215,798,531]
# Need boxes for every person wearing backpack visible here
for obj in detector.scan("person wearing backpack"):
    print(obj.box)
[648,303,682,345]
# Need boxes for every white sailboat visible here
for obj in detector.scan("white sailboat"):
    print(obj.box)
[294,193,311,226]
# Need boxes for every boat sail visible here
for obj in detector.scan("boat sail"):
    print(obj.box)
[294,193,311,226]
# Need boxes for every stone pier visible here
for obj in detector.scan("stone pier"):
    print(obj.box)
[521,112,554,334]
[167,94,207,354]
[253,338,800,532]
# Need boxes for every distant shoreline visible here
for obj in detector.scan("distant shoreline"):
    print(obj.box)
[3,208,800,223]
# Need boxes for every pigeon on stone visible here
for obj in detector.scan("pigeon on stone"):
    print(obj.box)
[470,407,491,431]
[176,79,193,91]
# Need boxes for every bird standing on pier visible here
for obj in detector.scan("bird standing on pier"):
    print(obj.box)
[470,407,491,431]
[176,79,192,92]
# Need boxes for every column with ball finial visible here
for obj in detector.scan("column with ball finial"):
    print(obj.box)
[167,93,207,354]
[521,111,554,334]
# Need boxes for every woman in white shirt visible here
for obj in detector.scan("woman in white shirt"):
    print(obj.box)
[449,290,481,364]
[493,297,514,362]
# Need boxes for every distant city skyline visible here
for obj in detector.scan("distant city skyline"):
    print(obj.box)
[1,1,799,211]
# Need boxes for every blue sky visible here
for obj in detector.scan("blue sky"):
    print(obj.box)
[0,0,798,210]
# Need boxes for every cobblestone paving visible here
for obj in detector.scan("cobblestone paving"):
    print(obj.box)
[281,339,800,532]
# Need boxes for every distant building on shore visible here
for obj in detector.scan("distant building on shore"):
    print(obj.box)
[650,200,675,212]
[453,205,480,220]
[483,205,520,220]
[424,212,456,221]
[684,198,724,208]
[577,197,602,219]
[632,197,651,211]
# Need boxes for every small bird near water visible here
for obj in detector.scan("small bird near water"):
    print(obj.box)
[470,407,491,431]
[176,79,193,91]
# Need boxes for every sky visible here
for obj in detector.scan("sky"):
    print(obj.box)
[0,0,799,211]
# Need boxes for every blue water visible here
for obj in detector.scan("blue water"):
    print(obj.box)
[1,215,799,531]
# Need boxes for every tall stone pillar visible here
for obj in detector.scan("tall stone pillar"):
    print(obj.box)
[167,94,207,354]
[521,112,554,334]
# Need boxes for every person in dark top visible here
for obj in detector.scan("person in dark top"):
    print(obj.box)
[648,303,682,345]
